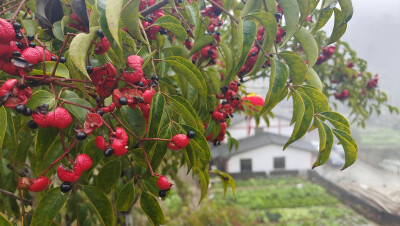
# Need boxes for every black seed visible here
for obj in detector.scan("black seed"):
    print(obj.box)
[60,182,72,193]
[152,76,159,81]
[221,86,228,94]
[251,52,257,56]
[218,21,222,26]
[262,65,266,68]
[159,190,167,198]
[27,35,34,41]
[225,115,230,119]
[17,83,28,90]
[269,54,273,57]
[209,42,213,46]
[207,49,213,55]
[12,22,21,30]
[28,120,38,129]
[96,96,102,103]
[230,96,235,100]
[76,132,87,140]
[159,29,167,34]
[104,147,114,157]
[15,41,22,48]
[236,97,240,101]
[97,29,104,38]
[29,42,36,48]
[97,109,104,116]
[15,33,23,39]
[216,31,220,36]
[23,108,32,116]
[230,114,234,118]
[275,13,281,19]
[147,17,153,23]
[136,81,143,87]
[237,83,241,87]
[186,28,190,34]
[15,104,26,114]
[187,131,195,139]
[51,56,57,61]
[134,143,140,149]
[12,51,20,57]
[119,97,128,105]
[86,66,93,74]
[59,57,66,63]
[209,110,213,114]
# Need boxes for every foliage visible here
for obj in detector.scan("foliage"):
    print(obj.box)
[0,0,389,225]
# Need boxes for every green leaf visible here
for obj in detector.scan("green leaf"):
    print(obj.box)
[210,169,235,197]
[0,212,12,226]
[35,127,59,161]
[31,188,69,226]
[146,92,165,141]
[116,181,135,211]
[241,0,263,17]
[312,8,333,33]
[181,124,211,164]
[305,67,323,90]
[35,141,63,177]
[277,0,300,45]
[83,139,104,178]
[338,0,353,26]
[169,96,203,132]
[150,125,172,170]
[332,129,358,170]
[279,51,307,85]
[83,186,115,226]
[165,56,207,99]
[299,85,329,113]
[120,106,147,139]
[327,8,347,45]
[285,91,305,144]
[184,0,200,26]
[321,0,338,11]
[52,21,64,41]
[26,90,55,110]
[140,192,165,226]
[121,0,147,43]
[106,0,123,47]
[265,0,278,15]
[31,61,70,78]
[188,35,214,56]
[312,118,334,168]
[152,15,187,41]
[294,27,318,68]
[297,0,311,22]
[320,111,351,134]
[15,133,35,163]
[68,27,99,81]
[96,159,121,191]
[219,43,234,76]
[197,169,209,204]
[260,59,289,115]
[64,98,91,123]
[0,106,6,148]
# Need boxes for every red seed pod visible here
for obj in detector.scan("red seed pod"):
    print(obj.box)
[94,37,110,55]
[73,154,93,174]
[57,164,81,182]
[212,111,225,122]
[95,136,107,151]
[156,176,171,190]
[50,107,73,129]
[83,113,103,135]
[0,18,16,43]
[139,103,150,121]
[228,81,240,93]
[28,176,51,192]
[0,79,19,96]
[168,134,189,150]
[5,41,19,59]
[4,86,32,108]
[21,47,52,65]
[111,127,128,156]
[142,89,155,104]
[127,55,143,69]
[18,177,31,189]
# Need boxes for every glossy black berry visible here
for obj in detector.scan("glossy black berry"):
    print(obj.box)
[59,57,66,63]
[207,48,213,55]
[251,52,257,56]
[159,29,167,35]
[225,115,230,119]
[60,182,72,193]
[15,104,26,114]
[209,42,214,46]
[209,110,213,114]
[119,97,128,105]
[15,41,22,48]
[186,28,190,34]
[12,22,21,30]
[237,83,241,87]
[29,43,36,48]
[15,33,23,39]
[12,51,20,57]
[151,76,159,81]
[216,31,220,36]
[275,13,281,19]
[187,131,195,139]
[76,132,87,140]
[136,81,143,87]
[134,143,140,149]
[221,86,228,94]
[147,17,153,23]
[269,54,273,57]
[17,83,28,90]
[159,190,167,198]
[51,56,57,61]
[28,120,38,129]
[86,66,93,74]
[27,35,35,41]
[23,108,32,116]
[97,109,104,116]
[97,29,104,38]
[95,96,102,103]
[218,21,222,26]
[104,147,114,157]
[221,101,228,105]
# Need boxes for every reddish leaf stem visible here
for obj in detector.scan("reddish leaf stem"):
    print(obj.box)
[10,0,28,22]
[40,139,78,177]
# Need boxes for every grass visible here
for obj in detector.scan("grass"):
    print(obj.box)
[356,126,400,147]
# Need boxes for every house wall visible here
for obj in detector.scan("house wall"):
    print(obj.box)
[227,144,313,175]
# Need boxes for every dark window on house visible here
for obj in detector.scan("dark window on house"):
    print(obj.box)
[274,157,285,169]
[240,159,252,172]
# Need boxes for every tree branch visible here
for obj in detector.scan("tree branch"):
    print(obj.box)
[0,188,32,205]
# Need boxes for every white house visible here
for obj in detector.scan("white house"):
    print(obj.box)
[211,129,318,177]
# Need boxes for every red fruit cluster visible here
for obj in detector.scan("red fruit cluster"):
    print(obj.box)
[57,154,92,182]
[275,26,286,44]
[334,89,349,100]
[205,121,227,145]
[94,37,110,55]
[141,1,165,40]
[367,74,378,89]
[95,127,129,156]
[316,46,337,65]
[32,105,73,129]
[123,55,145,84]
[68,13,89,33]
[19,176,51,192]
[75,112,103,135]
[0,79,32,108]
[90,62,118,99]
[168,134,190,151]
[238,46,259,77]
[346,61,354,69]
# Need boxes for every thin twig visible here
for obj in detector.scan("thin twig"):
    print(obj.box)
[10,0,28,22]
[0,188,32,205]
[206,0,238,24]
[140,0,169,17]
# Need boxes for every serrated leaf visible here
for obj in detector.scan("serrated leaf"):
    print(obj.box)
[332,129,357,170]
[338,0,353,26]
[35,127,59,161]
[140,192,165,226]
[31,61,70,78]
[197,169,209,204]
[240,0,263,17]
[188,35,214,56]
[184,0,200,26]
[64,98,91,122]
[31,188,69,226]
[152,15,187,41]
[210,169,235,197]
[299,85,329,113]
[120,106,147,139]
[260,59,289,115]
[294,27,318,68]
[277,0,300,45]
[68,27,99,81]
[327,8,347,45]
[106,0,123,47]
[83,186,115,226]
[305,67,323,90]
[121,0,147,43]
[149,125,171,170]
[320,111,351,134]
[146,92,165,143]
[116,181,135,211]
[0,106,6,148]
[280,51,307,85]
[312,118,334,168]
[26,90,55,110]
[96,159,121,191]
[169,96,203,132]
